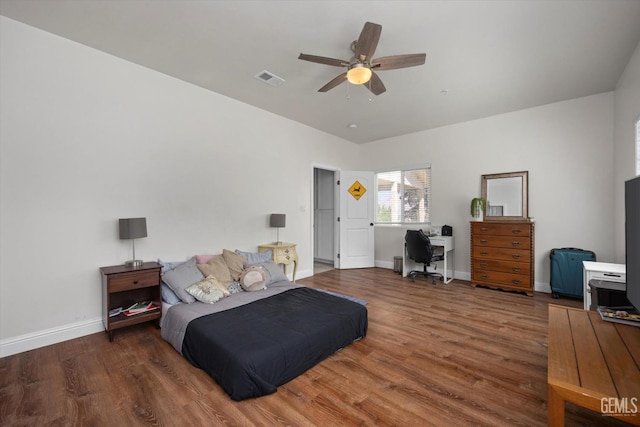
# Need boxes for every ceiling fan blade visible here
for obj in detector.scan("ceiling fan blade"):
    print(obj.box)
[367,71,386,96]
[354,22,382,61]
[371,53,426,71]
[298,53,348,67]
[318,72,348,92]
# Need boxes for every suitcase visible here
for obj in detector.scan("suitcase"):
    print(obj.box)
[549,248,596,298]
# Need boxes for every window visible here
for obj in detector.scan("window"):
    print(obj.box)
[376,166,431,224]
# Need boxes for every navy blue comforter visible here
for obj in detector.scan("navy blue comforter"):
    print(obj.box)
[181,287,368,400]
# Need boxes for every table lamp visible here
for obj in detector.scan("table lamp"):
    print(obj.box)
[270,213,286,245]
[119,217,147,267]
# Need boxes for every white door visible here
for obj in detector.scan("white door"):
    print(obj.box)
[337,170,375,269]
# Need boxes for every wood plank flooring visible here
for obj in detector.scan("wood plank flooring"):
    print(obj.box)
[0,268,632,426]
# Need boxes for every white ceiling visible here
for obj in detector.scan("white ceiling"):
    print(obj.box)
[2,0,640,144]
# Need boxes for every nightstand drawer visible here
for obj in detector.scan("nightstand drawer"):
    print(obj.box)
[108,270,159,292]
[273,247,293,262]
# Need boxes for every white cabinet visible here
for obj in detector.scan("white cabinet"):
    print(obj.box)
[582,261,626,310]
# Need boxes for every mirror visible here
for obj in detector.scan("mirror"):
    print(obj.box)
[481,171,528,221]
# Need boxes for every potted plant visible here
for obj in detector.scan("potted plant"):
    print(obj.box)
[470,197,486,221]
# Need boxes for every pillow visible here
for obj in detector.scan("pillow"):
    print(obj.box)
[240,265,267,292]
[195,254,217,264]
[161,257,204,304]
[235,249,272,266]
[186,275,229,304]
[157,259,183,273]
[197,255,233,286]
[222,249,245,281]
[254,259,289,286]
[227,281,244,295]
[161,282,182,305]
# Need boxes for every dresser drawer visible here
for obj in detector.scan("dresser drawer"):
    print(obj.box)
[472,222,531,237]
[472,235,530,249]
[473,259,530,275]
[108,270,159,292]
[473,246,531,263]
[473,270,531,289]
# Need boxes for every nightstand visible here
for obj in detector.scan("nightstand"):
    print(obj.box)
[258,242,298,282]
[100,262,162,342]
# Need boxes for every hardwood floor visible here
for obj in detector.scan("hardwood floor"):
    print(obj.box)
[0,268,632,426]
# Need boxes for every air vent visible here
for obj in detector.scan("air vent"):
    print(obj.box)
[254,70,285,87]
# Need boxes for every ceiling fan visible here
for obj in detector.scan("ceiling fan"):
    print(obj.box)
[298,21,426,96]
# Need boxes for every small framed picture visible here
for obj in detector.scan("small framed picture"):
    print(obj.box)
[431,225,442,236]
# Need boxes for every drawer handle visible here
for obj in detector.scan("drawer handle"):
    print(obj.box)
[479,262,489,268]
[511,229,522,234]
[512,241,521,246]
[480,227,489,232]
[480,251,489,256]
[480,274,489,279]
[133,280,139,285]
[284,249,290,254]
[480,239,488,244]
[512,267,521,272]
[604,273,621,278]
[512,279,522,284]
[512,254,521,259]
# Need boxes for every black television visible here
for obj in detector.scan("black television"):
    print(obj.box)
[626,175,640,312]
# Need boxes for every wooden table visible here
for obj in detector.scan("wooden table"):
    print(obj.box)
[258,242,298,282]
[548,305,640,426]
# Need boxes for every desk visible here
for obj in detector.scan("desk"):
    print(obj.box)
[582,261,625,310]
[403,235,454,284]
[548,305,640,426]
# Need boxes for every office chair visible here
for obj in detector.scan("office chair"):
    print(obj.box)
[405,229,444,284]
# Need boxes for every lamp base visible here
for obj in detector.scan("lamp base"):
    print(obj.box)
[273,241,283,245]
[124,259,144,267]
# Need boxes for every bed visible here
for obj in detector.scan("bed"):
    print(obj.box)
[161,280,368,401]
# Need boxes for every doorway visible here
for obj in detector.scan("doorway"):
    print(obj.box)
[313,167,336,273]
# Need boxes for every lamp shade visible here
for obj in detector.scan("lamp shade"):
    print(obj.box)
[347,64,372,85]
[270,214,286,228]
[119,218,147,240]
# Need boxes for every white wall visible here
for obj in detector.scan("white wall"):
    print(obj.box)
[1,16,636,357]
[365,92,616,292]
[0,17,362,356]
[614,41,640,262]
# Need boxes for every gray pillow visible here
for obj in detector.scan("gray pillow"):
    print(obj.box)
[235,249,272,265]
[161,257,204,303]
[254,260,289,286]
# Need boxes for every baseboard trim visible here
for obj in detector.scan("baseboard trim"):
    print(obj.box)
[0,317,103,358]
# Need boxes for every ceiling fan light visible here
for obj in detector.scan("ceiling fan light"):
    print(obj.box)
[347,64,372,85]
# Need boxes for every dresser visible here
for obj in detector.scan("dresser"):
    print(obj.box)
[258,242,298,282]
[470,221,535,296]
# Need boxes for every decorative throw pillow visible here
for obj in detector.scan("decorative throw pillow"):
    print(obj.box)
[195,254,217,264]
[240,265,267,291]
[186,275,229,304]
[227,281,244,295]
[235,249,272,266]
[197,255,233,286]
[157,259,183,273]
[161,257,204,304]
[254,260,289,286]
[222,249,245,281]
